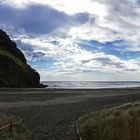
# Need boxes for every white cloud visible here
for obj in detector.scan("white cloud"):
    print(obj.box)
[15,33,140,75]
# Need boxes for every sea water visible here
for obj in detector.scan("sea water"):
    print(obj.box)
[42,81,140,89]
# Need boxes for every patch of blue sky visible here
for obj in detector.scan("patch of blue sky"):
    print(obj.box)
[28,59,55,69]
[78,39,138,60]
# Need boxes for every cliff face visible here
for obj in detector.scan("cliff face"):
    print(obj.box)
[0,29,42,88]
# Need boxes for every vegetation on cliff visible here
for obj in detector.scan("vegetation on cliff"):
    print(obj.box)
[0,29,43,87]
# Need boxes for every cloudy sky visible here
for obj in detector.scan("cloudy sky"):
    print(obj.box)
[1,0,140,81]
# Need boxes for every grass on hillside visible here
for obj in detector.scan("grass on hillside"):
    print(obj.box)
[0,46,27,69]
[76,101,140,140]
[0,113,31,140]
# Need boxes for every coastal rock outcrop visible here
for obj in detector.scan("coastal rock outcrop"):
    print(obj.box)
[0,29,43,88]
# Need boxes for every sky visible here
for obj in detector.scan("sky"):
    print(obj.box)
[1,0,140,81]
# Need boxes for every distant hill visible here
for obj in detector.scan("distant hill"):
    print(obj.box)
[0,29,44,88]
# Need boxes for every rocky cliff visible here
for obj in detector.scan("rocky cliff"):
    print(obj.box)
[0,29,43,88]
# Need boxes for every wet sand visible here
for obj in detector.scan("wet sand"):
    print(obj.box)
[0,88,140,140]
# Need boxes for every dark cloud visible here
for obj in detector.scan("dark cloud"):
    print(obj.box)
[0,4,95,36]
[24,50,46,62]
[81,59,91,64]
[16,40,33,51]
[81,56,125,69]
[28,51,45,58]
[125,68,137,71]
[0,4,70,34]
[15,40,46,62]
[74,13,91,24]
[95,57,125,69]
[105,0,139,30]
[105,0,138,17]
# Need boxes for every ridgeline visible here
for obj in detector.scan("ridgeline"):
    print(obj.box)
[0,29,44,88]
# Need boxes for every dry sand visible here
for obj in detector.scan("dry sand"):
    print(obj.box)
[0,88,140,140]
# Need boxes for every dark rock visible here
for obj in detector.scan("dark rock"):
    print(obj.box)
[0,29,45,88]
[39,84,48,88]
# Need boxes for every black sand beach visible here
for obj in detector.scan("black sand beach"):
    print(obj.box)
[0,88,140,140]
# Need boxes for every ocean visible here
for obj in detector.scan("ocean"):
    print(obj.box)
[42,81,140,89]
